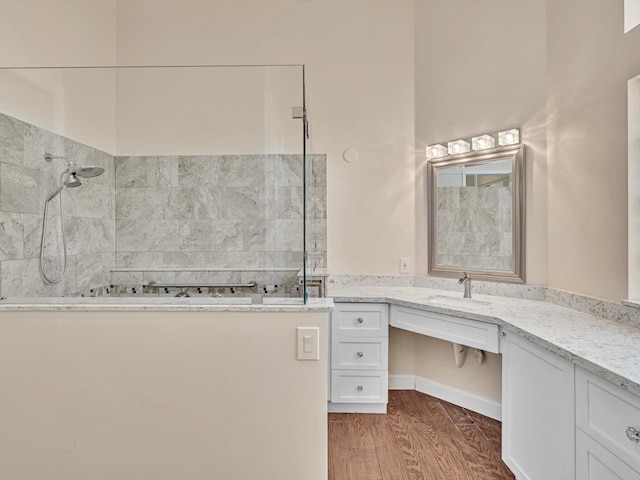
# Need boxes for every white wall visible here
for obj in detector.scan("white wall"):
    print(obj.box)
[0,309,328,480]
[115,66,303,156]
[414,0,548,285]
[115,0,416,276]
[0,1,117,153]
[546,0,640,301]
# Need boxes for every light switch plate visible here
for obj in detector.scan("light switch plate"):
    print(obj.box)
[297,327,319,360]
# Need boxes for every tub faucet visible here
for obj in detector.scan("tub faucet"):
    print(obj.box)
[458,272,472,298]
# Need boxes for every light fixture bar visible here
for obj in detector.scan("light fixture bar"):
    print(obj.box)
[426,127,520,159]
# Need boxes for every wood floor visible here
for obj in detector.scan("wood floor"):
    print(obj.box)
[328,390,515,480]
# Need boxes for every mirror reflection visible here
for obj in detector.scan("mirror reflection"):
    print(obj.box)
[435,159,513,271]
[428,145,525,283]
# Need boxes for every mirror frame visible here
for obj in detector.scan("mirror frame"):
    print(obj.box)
[427,144,526,283]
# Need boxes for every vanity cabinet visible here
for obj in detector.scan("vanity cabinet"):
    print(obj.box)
[575,368,640,479]
[328,303,389,413]
[501,332,575,480]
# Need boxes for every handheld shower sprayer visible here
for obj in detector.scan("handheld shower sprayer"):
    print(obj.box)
[40,152,105,284]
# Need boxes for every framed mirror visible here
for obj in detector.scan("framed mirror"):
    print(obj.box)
[427,144,525,283]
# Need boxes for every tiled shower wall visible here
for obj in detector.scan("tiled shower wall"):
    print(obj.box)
[436,186,512,271]
[0,113,115,297]
[113,154,327,285]
[0,111,326,297]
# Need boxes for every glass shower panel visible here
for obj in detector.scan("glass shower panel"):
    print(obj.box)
[0,65,311,304]
[113,66,307,303]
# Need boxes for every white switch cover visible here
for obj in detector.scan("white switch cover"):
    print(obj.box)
[297,327,319,360]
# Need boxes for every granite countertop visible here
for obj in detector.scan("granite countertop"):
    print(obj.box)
[330,285,640,397]
[0,296,334,313]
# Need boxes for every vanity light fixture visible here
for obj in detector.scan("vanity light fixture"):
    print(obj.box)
[498,128,520,146]
[447,139,471,155]
[426,144,448,159]
[426,127,521,159]
[472,134,496,151]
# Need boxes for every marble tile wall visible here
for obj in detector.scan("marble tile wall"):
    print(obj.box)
[114,154,327,275]
[0,112,115,297]
[436,186,512,271]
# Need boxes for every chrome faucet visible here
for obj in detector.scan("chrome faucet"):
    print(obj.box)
[458,272,472,298]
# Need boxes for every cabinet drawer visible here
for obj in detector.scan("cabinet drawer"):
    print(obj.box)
[331,338,388,370]
[576,368,640,470]
[577,429,640,480]
[390,305,499,353]
[333,303,389,338]
[331,370,388,404]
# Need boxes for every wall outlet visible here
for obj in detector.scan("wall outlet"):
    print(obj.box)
[400,257,410,273]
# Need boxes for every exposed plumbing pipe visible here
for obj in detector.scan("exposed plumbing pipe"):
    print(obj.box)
[452,343,486,367]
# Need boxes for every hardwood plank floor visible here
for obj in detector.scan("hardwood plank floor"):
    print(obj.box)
[328,390,515,480]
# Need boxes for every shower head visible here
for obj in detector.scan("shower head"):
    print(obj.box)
[76,166,105,178]
[44,153,105,179]
[65,173,82,188]
[46,173,81,202]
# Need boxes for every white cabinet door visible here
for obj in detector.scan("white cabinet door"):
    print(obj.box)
[502,333,575,480]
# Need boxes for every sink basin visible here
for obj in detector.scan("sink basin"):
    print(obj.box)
[425,295,490,308]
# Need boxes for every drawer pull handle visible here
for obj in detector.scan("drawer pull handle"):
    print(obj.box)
[357,385,364,392]
[626,426,640,443]
[356,317,364,324]
[356,351,364,358]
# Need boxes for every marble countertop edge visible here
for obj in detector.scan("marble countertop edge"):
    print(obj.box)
[0,298,334,313]
[330,286,640,398]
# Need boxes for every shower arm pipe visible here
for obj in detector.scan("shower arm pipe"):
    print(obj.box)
[146,281,258,289]
[44,152,77,173]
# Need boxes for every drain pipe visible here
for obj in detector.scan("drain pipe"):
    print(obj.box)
[452,343,486,367]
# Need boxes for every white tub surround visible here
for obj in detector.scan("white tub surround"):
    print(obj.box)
[0,303,331,480]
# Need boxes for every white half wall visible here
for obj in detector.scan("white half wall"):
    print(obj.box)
[0,309,329,480]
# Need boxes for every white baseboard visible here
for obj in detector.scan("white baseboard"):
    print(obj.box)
[389,374,502,421]
[388,374,415,390]
[327,402,387,414]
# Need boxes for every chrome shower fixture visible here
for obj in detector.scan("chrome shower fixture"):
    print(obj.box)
[43,152,105,178]
[40,152,105,284]
[76,165,105,178]
[45,172,82,202]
